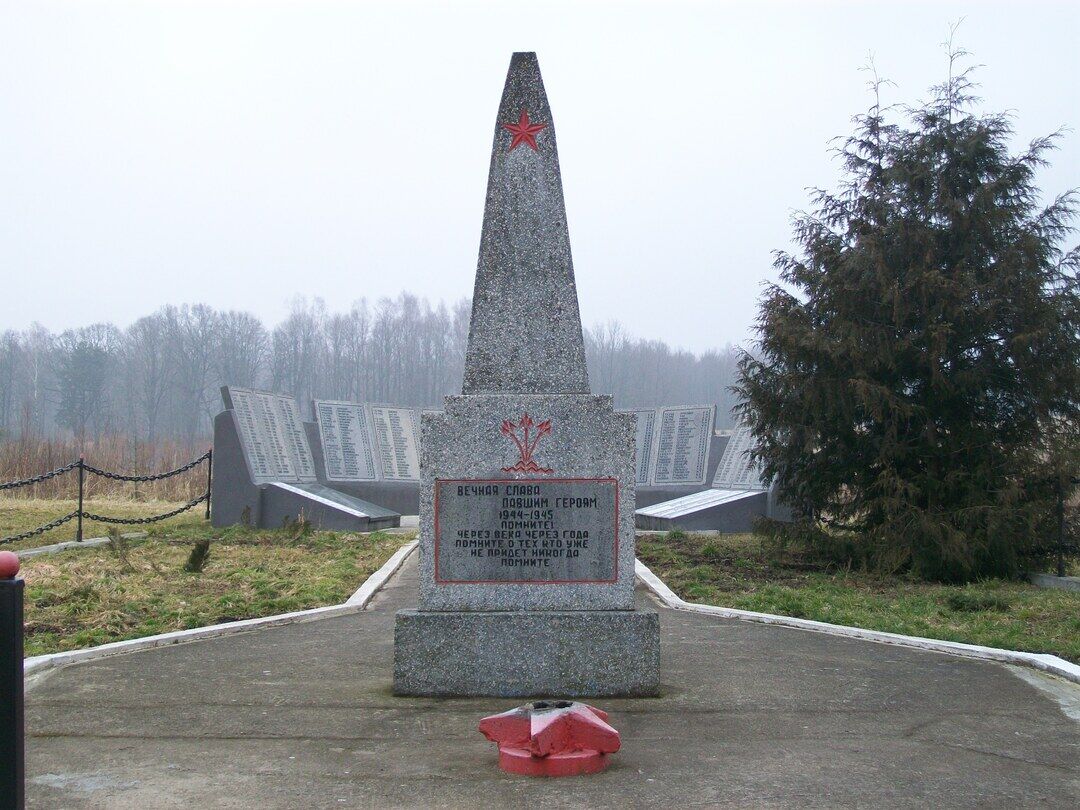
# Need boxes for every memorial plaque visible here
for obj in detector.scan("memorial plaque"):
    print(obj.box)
[650,405,715,486]
[370,405,420,482]
[225,387,316,484]
[624,409,657,486]
[712,423,767,490]
[434,478,617,583]
[313,400,379,482]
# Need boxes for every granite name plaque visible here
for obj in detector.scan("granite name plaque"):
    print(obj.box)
[370,405,420,482]
[434,478,617,584]
[225,387,316,484]
[650,405,715,486]
[712,423,767,490]
[628,409,657,486]
[314,400,379,482]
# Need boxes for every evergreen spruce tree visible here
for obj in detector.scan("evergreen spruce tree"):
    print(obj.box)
[735,48,1080,581]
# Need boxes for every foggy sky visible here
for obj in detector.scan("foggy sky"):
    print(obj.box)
[2,0,1077,352]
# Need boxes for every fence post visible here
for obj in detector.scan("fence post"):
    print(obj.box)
[76,457,85,543]
[0,554,25,810]
[205,448,213,521]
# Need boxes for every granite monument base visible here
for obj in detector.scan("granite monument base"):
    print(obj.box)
[393,608,660,697]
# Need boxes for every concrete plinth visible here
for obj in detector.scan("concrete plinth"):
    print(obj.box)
[393,607,659,697]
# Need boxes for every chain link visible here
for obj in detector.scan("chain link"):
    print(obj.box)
[2,451,210,491]
[80,492,209,525]
[0,460,81,491]
[81,450,212,483]
[0,511,80,545]
[1,451,212,545]
[1,491,210,545]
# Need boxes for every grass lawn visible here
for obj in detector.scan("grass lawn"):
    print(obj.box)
[637,531,1080,663]
[18,516,413,657]
[1,496,208,551]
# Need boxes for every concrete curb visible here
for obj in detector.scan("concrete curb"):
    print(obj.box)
[345,541,416,605]
[1027,572,1080,593]
[634,559,1080,686]
[17,532,147,559]
[24,540,418,678]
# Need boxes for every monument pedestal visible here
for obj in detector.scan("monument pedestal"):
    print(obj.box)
[392,391,661,697]
[393,607,659,697]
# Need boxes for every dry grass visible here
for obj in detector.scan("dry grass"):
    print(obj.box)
[0,436,208,500]
[1,497,206,551]
[20,521,413,657]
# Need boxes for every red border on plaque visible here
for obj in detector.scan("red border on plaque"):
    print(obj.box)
[433,477,619,585]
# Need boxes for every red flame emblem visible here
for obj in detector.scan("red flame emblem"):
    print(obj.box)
[500,414,553,474]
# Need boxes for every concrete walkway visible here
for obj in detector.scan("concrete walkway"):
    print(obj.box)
[25,555,1080,808]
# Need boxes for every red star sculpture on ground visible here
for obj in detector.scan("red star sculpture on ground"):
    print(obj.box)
[479,700,621,777]
[502,110,548,151]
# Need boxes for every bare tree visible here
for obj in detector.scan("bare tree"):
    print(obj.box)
[52,323,121,443]
[0,331,23,438]
[165,304,220,444]
[123,312,174,446]
[270,297,326,412]
[214,310,266,390]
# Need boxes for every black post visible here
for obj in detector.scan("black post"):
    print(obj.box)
[205,448,213,521]
[0,574,25,809]
[77,457,85,543]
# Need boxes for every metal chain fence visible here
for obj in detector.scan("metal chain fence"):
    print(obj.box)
[80,493,210,526]
[0,461,82,492]
[81,451,210,483]
[0,450,212,546]
[0,512,81,546]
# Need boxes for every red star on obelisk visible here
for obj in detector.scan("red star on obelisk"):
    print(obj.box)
[501,110,548,151]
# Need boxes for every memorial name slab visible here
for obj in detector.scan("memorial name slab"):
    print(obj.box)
[712,423,766,490]
[370,405,420,482]
[434,478,617,583]
[223,386,316,484]
[620,405,717,487]
[625,409,657,486]
[650,405,715,486]
[313,400,379,482]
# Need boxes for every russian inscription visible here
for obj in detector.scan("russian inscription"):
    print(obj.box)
[434,478,617,583]
[226,387,316,484]
[370,406,420,482]
[628,409,657,486]
[712,423,767,490]
[649,405,715,486]
[314,400,379,482]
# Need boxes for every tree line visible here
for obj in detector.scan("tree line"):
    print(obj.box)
[0,296,741,449]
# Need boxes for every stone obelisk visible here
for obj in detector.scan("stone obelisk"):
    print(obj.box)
[393,52,659,697]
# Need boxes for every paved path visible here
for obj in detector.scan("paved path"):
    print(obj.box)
[25,553,1080,808]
